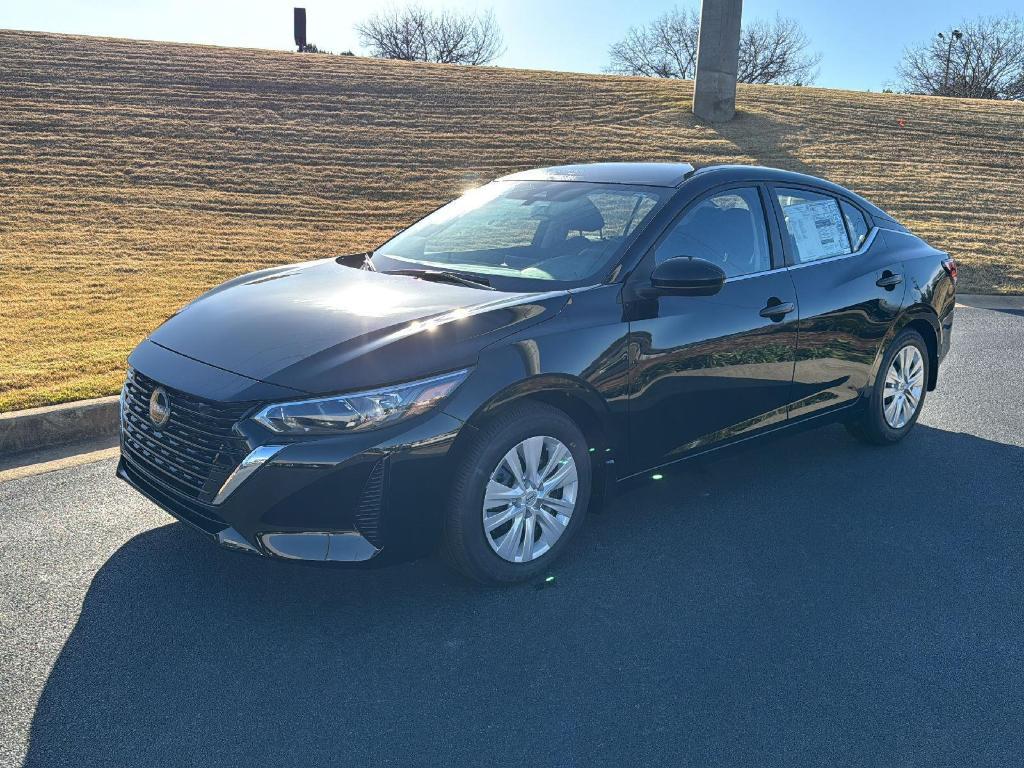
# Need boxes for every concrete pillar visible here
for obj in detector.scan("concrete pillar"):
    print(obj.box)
[692,0,743,122]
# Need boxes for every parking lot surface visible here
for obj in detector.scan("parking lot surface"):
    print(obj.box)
[2,304,1022,767]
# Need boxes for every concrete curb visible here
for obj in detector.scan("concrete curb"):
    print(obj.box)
[957,293,1024,310]
[0,395,119,457]
[0,293,1020,459]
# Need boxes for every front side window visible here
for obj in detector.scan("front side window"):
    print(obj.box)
[371,181,669,287]
[654,186,771,278]
[775,187,852,263]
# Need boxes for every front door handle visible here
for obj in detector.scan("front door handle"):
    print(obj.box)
[759,300,796,320]
[876,271,904,289]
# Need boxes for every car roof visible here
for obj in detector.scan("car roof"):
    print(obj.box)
[498,162,695,188]
[498,162,897,224]
[689,163,854,191]
[689,164,897,224]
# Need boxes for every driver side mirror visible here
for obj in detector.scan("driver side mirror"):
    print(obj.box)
[646,256,726,297]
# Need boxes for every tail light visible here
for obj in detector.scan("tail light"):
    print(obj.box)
[942,258,958,286]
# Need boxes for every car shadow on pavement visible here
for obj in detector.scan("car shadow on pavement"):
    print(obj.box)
[23,424,1024,767]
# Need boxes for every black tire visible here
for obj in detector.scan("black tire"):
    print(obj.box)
[846,328,929,445]
[443,402,591,584]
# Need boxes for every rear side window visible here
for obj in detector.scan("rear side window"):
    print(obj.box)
[775,187,851,263]
[840,200,870,250]
[654,187,771,278]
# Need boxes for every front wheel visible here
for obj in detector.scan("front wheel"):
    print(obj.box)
[443,403,591,584]
[846,328,929,445]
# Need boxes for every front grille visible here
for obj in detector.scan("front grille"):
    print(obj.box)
[119,454,228,534]
[120,368,253,504]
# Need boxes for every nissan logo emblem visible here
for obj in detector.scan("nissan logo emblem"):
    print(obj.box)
[149,387,171,428]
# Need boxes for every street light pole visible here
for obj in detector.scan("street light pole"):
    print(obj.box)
[294,7,307,53]
[692,0,744,122]
[938,29,962,96]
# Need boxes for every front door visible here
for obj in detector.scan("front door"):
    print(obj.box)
[625,185,800,474]
[768,185,906,420]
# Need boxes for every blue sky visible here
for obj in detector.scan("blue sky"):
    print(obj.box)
[2,1,1019,91]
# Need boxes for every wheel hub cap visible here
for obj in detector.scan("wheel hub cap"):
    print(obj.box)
[482,435,579,564]
[883,344,925,429]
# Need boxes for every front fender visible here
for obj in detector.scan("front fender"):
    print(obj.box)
[443,357,621,458]
[441,285,630,467]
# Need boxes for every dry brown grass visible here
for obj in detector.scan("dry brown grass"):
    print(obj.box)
[1,29,1022,412]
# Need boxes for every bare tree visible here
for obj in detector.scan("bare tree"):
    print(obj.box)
[607,6,820,85]
[738,15,821,85]
[356,6,504,66]
[897,14,1024,99]
[607,7,701,79]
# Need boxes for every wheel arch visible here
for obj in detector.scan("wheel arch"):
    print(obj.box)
[878,305,941,391]
[449,374,620,509]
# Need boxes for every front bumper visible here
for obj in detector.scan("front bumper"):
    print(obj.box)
[117,451,389,563]
[118,390,466,566]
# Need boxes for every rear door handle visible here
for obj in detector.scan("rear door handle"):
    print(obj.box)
[760,300,796,319]
[876,272,903,289]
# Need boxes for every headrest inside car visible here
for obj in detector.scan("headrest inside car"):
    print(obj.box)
[562,199,605,232]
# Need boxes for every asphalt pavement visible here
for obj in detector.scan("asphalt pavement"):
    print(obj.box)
[1,303,1023,767]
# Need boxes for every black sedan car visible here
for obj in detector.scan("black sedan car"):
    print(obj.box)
[118,162,956,583]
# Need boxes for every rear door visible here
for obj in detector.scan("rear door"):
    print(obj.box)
[625,184,799,473]
[769,185,906,419]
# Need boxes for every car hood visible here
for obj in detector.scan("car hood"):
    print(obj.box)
[148,259,570,395]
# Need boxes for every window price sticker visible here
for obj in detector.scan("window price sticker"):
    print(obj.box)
[785,200,849,260]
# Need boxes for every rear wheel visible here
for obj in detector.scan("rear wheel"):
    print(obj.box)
[443,403,591,584]
[846,328,929,445]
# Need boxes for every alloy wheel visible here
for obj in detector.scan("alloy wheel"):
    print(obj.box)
[482,436,579,563]
[883,345,925,429]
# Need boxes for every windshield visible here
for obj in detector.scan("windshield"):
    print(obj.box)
[369,180,670,289]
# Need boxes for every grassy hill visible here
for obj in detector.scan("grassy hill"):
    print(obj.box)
[1,29,1022,412]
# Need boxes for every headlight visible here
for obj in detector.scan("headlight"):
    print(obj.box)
[252,369,470,435]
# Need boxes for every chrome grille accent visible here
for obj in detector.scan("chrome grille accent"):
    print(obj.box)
[120,368,252,503]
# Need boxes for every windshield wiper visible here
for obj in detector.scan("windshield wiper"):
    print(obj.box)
[384,268,494,290]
